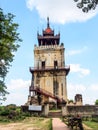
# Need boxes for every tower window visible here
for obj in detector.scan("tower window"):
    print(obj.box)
[54,61,58,69]
[42,61,45,69]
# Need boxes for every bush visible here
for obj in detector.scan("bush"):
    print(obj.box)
[0,108,10,116]
[92,115,98,122]
[0,105,24,122]
[0,117,10,122]
[21,112,31,117]
[0,105,36,122]
[82,116,90,121]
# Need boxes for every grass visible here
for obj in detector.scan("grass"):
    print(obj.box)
[45,118,52,130]
[83,121,98,130]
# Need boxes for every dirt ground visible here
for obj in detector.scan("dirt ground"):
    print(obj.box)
[0,123,92,130]
[0,122,40,130]
[0,117,92,130]
[0,117,50,130]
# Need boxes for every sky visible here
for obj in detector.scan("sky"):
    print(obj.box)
[0,0,98,106]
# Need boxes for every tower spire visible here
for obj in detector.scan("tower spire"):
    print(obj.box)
[47,17,50,28]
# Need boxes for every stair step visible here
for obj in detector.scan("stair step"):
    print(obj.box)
[48,111,62,117]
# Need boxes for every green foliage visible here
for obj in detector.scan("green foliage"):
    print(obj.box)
[0,108,9,116]
[21,111,31,117]
[6,104,17,110]
[92,117,98,122]
[0,105,32,122]
[0,104,17,116]
[82,115,98,123]
[74,0,98,12]
[95,99,98,105]
[92,115,98,122]
[68,99,74,103]
[0,80,8,101]
[0,8,22,101]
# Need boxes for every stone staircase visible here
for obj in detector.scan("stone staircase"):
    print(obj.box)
[48,111,62,117]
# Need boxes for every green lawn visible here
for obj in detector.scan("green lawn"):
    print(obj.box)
[83,121,98,130]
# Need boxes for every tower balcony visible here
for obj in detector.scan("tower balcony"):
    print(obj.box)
[30,66,70,76]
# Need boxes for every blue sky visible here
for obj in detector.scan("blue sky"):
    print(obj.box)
[0,0,98,106]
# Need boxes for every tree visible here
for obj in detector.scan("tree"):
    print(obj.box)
[95,99,98,105]
[74,0,98,12]
[0,8,22,101]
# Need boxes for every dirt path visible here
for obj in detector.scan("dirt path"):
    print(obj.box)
[52,118,93,130]
[0,122,37,130]
[52,118,70,130]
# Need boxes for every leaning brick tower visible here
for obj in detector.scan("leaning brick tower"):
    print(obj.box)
[28,17,70,106]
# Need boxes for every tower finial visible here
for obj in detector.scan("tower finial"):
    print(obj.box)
[47,17,50,28]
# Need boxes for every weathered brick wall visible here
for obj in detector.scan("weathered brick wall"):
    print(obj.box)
[63,105,98,116]
[34,45,67,102]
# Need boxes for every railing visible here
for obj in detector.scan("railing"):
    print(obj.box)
[29,86,63,103]
[34,44,64,50]
[30,66,70,71]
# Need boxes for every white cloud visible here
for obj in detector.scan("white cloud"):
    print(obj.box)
[70,64,90,76]
[7,79,31,90]
[5,93,27,106]
[67,46,88,56]
[83,96,96,105]
[3,79,31,106]
[68,83,86,94]
[26,0,98,24]
[90,84,98,91]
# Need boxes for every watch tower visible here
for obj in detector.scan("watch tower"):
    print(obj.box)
[28,18,70,106]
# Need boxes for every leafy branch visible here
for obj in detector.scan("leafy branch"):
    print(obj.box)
[74,0,98,12]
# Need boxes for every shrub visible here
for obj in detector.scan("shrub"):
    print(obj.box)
[0,108,10,116]
[0,105,33,122]
[92,115,98,122]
